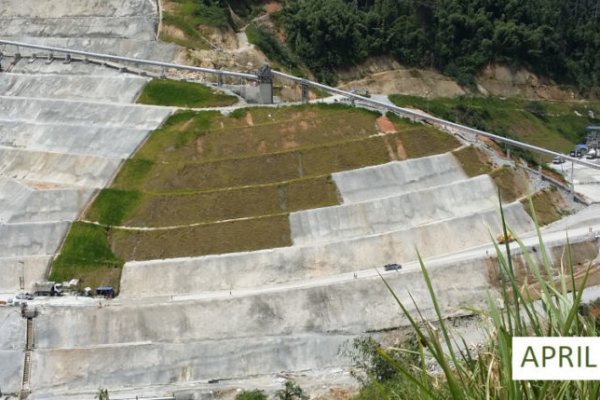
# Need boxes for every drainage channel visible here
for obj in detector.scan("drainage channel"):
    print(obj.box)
[19,307,36,400]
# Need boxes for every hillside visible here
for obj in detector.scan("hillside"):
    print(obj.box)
[162,0,600,92]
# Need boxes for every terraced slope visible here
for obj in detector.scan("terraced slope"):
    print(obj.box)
[0,0,178,393]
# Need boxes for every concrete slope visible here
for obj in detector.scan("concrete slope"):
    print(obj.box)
[0,122,151,159]
[0,148,121,188]
[0,17,157,40]
[0,0,157,18]
[0,256,53,293]
[0,177,92,223]
[38,260,491,348]
[0,73,149,103]
[290,174,498,244]
[0,308,25,394]
[332,153,467,203]
[120,202,534,298]
[30,334,351,394]
[0,97,173,129]
[0,222,70,258]
[1,37,178,60]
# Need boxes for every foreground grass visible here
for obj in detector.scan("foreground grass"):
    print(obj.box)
[353,200,600,399]
[137,79,237,108]
[390,95,600,155]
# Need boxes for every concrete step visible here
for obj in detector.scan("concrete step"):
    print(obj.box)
[0,221,70,258]
[0,0,156,18]
[120,202,535,298]
[0,73,149,103]
[0,177,93,223]
[0,147,121,188]
[290,174,498,245]
[0,96,173,130]
[0,121,151,159]
[30,333,353,394]
[0,37,178,61]
[0,17,157,41]
[332,153,467,203]
[0,255,54,294]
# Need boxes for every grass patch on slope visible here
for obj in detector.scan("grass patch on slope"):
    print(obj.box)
[50,222,124,292]
[110,214,291,261]
[64,104,463,264]
[521,187,569,226]
[390,95,600,153]
[452,145,494,177]
[137,79,237,108]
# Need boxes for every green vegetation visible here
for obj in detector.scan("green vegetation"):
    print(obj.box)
[281,0,600,89]
[86,189,141,226]
[50,222,124,292]
[235,390,267,400]
[452,146,493,177]
[390,95,600,153]
[522,187,568,226]
[246,23,301,75]
[353,202,600,399]
[490,166,528,203]
[137,79,237,108]
[275,381,309,400]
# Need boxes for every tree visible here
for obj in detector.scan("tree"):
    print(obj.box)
[274,381,309,400]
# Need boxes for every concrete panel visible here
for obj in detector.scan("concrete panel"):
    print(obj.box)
[0,148,121,188]
[332,153,467,203]
[0,122,150,159]
[0,350,23,394]
[0,307,25,394]
[121,202,534,298]
[0,256,53,293]
[0,37,179,60]
[0,177,93,223]
[30,334,351,393]
[290,175,498,244]
[0,222,70,258]
[0,17,157,40]
[0,0,156,18]
[38,257,493,349]
[0,73,149,103]
[0,97,173,130]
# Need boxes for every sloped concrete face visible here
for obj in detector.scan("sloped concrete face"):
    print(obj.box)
[121,202,534,298]
[0,73,149,103]
[0,122,152,159]
[0,308,25,394]
[0,0,157,18]
[0,0,175,298]
[332,154,467,203]
[0,97,172,129]
[30,334,352,393]
[290,175,498,244]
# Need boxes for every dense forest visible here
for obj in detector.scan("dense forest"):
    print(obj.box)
[199,0,600,91]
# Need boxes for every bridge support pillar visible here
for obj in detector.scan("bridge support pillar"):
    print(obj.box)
[257,64,273,104]
[301,81,309,104]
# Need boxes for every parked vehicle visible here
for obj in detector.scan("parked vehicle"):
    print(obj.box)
[586,149,599,159]
[384,263,402,271]
[33,282,62,296]
[15,292,33,300]
[96,286,114,298]
[552,156,566,164]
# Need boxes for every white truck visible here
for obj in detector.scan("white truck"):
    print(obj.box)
[33,281,63,296]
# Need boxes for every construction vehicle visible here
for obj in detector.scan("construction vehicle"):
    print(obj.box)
[33,281,63,296]
[496,232,514,244]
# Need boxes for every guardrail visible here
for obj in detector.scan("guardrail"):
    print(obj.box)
[271,70,600,171]
[0,39,258,81]
[1,39,599,172]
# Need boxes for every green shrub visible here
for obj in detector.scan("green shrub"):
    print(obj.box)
[235,389,267,400]
[275,381,308,400]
